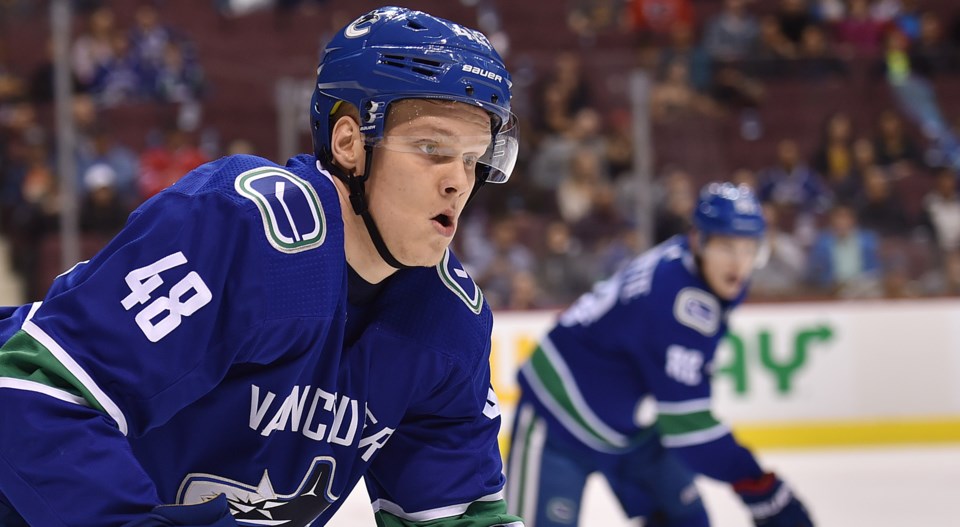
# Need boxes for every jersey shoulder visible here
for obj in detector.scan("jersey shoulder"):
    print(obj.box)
[376,249,492,366]
[125,154,345,321]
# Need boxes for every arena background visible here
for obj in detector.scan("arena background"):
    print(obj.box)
[1,0,959,525]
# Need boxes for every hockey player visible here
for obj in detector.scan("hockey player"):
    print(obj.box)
[506,183,814,526]
[0,7,522,527]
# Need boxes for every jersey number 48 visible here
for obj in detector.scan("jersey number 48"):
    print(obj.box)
[121,252,213,342]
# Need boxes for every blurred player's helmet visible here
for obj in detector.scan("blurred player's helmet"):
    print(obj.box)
[693,182,766,238]
[310,6,518,186]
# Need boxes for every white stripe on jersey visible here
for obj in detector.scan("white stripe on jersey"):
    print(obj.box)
[660,423,730,448]
[521,410,546,527]
[657,397,712,415]
[372,491,505,522]
[0,378,89,406]
[507,403,534,514]
[23,320,129,436]
[24,301,42,323]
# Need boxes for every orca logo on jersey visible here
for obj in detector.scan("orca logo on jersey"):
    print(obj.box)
[436,248,483,314]
[235,167,326,253]
[176,456,338,526]
[673,288,720,336]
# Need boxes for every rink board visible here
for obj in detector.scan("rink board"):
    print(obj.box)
[490,299,960,449]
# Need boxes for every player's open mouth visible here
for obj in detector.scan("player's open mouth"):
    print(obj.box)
[431,213,456,236]
[433,213,452,228]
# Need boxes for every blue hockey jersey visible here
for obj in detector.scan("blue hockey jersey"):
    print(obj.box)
[0,154,515,526]
[517,236,765,483]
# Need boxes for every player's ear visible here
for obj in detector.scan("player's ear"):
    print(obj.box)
[330,111,364,175]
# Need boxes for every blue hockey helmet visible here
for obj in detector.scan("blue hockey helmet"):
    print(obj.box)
[310,6,518,185]
[693,182,766,238]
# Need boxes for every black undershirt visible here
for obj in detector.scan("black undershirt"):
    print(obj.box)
[345,265,389,347]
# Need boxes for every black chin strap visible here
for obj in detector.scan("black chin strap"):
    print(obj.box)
[330,145,409,270]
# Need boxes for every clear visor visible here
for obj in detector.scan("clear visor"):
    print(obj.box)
[366,100,519,184]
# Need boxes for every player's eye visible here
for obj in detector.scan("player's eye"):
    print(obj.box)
[463,154,479,168]
[416,141,441,157]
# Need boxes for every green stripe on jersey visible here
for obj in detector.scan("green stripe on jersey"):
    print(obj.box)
[0,330,105,413]
[527,345,625,448]
[375,499,523,527]
[657,409,721,437]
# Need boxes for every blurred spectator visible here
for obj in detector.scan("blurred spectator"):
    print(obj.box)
[650,61,720,121]
[813,112,860,203]
[919,167,960,254]
[852,136,879,176]
[892,0,922,41]
[757,14,798,64]
[0,43,26,106]
[79,163,129,237]
[29,39,88,104]
[129,4,175,76]
[815,0,846,23]
[833,0,888,57]
[777,0,815,46]
[537,220,596,305]
[794,24,848,79]
[750,203,808,298]
[731,167,758,189]
[529,107,607,195]
[758,138,830,215]
[9,142,60,300]
[603,108,633,180]
[505,270,550,310]
[153,41,205,103]
[914,11,954,74]
[758,138,830,245]
[703,0,760,63]
[807,204,882,295]
[880,30,960,168]
[874,109,922,167]
[137,128,208,199]
[556,147,609,223]
[855,165,910,236]
[570,184,632,247]
[473,218,536,309]
[627,0,695,39]
[94,31,144,106]
[71,6,117,90]
[870,0,902,22]
[710,65,764,112]
[652,167,694,243]
[77,127,139,205]
[225,138,256,156]
[533,53,591,136]
[595,225,645,277]
[569,0,628,42]
[657,23,712,93]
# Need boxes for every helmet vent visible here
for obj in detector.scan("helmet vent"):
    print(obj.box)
[405,19,427,30]
[378,54,443,78]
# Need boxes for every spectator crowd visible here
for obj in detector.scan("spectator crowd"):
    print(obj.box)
[2,0,960,308]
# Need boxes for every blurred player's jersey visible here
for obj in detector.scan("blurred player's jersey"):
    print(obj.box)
[0,154,507,526]
[518,236,745,454]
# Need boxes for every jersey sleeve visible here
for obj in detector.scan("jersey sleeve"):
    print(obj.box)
[361,334,522,527]
[632,283,764,484]
[0,187,264,526]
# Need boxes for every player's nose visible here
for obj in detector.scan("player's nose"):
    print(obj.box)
[441,161,472,196]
